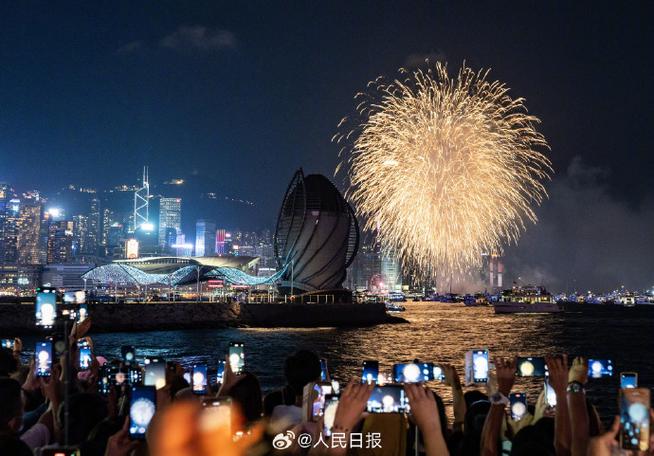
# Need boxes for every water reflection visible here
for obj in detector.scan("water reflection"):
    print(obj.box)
[86,302,654,418]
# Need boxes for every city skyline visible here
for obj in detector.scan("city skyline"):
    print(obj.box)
[1,2,653,291]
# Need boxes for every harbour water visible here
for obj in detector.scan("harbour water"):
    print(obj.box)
[22,302,654,419]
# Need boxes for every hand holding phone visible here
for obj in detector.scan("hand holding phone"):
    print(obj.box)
[465,349,489,384]
[35,341,53,377]
[228,342,245,375]
[587,359,613,378]
[129,386,157,439]
[516,357,547,377]
[509,392,528,420]
[620,387,650,451]
[192,364,208,395]
[361,360,379,384]
[366,385,409,413]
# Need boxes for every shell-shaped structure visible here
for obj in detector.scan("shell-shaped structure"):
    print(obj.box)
[274,169,359,293]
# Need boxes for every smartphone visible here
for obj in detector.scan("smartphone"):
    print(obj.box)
[1,339,13,349]
[79,346,92,370]
[620,387,650,451]
[129,386,157,440]
[588,359,613,378]
[35,291,57,327]
[39,448,81,456]
[323,395,340,437]
[35,341,53,377]
[98,365,112,395]
[465,349,489,384]
[516,357,547,377]
[366,385,410,413]
[620,372,638,389]
[201,397,232,434]
[228,342,245,374]
[121,345,136,365]
[129,367,143,386]
[320,358,329,382]
[362,360,379,384]
[144,357,166,389]
[192,364,208,395]
[509,392,528,420]
[393,362,443,383]
[216,360,226,384]
[544,379,557,408]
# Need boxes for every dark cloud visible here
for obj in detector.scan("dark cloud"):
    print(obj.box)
[115,40,146,55]
[160,26,236,52]
[505,156,654,292]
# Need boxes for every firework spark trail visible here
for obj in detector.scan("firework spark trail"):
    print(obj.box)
[335,62,552,278]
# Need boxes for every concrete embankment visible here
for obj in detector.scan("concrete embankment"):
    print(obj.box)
[0,301,405,334]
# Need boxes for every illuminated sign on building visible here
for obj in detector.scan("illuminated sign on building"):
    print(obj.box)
[125,239,139,259]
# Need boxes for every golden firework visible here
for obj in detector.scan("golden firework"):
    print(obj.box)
[335,62,552,277]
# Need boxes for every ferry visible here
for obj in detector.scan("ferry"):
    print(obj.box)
[494,286,562,314]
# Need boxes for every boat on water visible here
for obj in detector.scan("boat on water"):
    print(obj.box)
[494,286,562,314]
[464,293,490,307]
[385,302,406,312]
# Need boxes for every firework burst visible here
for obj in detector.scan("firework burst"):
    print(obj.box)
[335,62,552,277]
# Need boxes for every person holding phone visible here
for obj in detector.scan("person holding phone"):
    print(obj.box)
[480,357,516,456]
[404,383,450,456]
[546,354,572,456]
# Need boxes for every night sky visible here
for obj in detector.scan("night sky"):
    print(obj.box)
[1,1,652,290]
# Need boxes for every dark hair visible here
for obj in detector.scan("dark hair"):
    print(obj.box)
[0,434,32,456]
[58,393,108,444]
[511,419,555,456]
[229,372,263,423]
[0,348,18,377]
[463,389,488,408]
[284,350,321,394]
[0,378,22,428]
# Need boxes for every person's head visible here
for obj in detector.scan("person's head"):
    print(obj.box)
[58,393,108,444]
[0,378,23,433]
[511,419,555,456]
[464,399,490,437]
[463,389,488,409]
[0,434,32,456]
[229,372,263,424]
[284,350,321,394]
[0,348,18,377]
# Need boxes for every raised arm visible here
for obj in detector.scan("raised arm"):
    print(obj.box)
[443,364,465,432]
[480,357,515,456]
[546,354,571,456]
[567,357,589,456]
[405,384,449,456]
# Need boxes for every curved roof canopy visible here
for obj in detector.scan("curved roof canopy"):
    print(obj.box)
[82,256,287,287]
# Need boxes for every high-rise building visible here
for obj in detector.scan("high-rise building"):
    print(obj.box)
[0,193,20,264]
[195,219,216,257]
[158,197,181,247]
[133,167,150,232]
[215,228,227,255]
[87,197,100,255]
[47,221,74,264]
[16,192,44,264]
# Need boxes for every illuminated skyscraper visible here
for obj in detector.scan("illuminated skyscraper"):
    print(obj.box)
[195,219,216,257]
[16,192,44,264]
[215,228,227,255]
[158,197,182,247]
[47,221,74,263]
[133,167,150,231]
